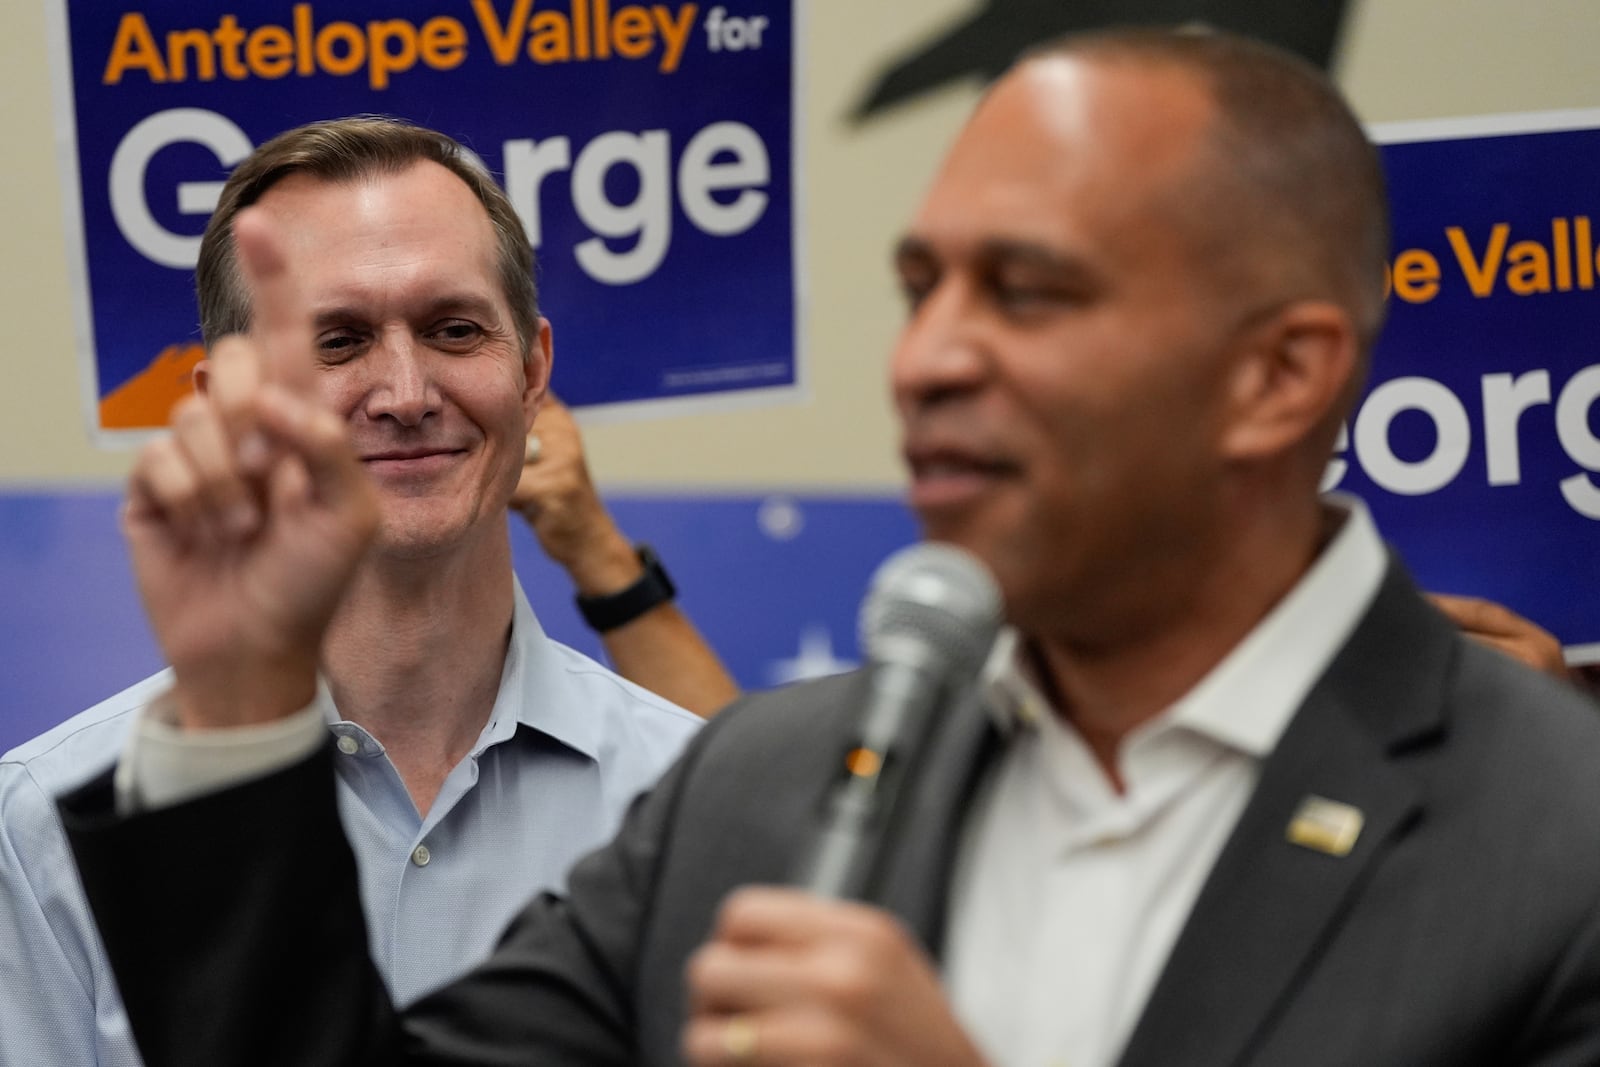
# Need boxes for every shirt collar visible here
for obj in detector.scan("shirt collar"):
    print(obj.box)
[319,577,604,763]
[477,577,604,761]
[982,493,1388,759]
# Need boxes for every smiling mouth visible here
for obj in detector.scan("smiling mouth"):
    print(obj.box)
[361,449,466,473]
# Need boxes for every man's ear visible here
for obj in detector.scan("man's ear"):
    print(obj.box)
[1218,301,1358,462]
[523,316,554,429]
[192,359,212,396]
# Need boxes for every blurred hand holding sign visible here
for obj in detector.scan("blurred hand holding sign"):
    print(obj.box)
[1333,111,1600,657]
[48,0,797,436]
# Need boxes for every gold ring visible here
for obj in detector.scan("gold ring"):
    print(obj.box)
[524,432,543,465]
[721,1014,759,1064]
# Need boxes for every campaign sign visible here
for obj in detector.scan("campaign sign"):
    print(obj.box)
[1335,112,1600,657]
[46,0,797,438]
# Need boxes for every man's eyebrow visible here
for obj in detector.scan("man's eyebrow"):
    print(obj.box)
[978,239,1109,297]
[308,294,502,329]
[892,234,1096,278]
[310,305,364,330]
[416,294,501,322]
[975,238,1091,276]
[892,234,934,267]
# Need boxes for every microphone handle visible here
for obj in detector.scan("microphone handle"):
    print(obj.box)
[804,657,942,899]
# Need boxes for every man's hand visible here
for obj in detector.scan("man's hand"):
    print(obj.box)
[511,393,639,595]
[1428,592,1570,682]
[683,887,990,1067]
[122,211,378,729]
[511,393,740,714]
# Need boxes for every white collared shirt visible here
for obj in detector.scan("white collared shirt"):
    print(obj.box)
[944,497,1388,1067]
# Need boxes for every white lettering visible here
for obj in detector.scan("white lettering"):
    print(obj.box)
[109,108,252,268]
[503,136,573,248]
[678,121,769,236]
[571,129,672,286]
[1322,364,1600,520]
[1481,370,1551,485]
[110,109,777,286]
[705,7,768,51]
[1321,422,1348,492]
[1353,376,1471,495]
[1556,365,1600,519]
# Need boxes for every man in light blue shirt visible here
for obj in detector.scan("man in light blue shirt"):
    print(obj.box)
[0,116,701,1066]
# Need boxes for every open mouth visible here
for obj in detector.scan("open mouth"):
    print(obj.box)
[904,447,1017,509]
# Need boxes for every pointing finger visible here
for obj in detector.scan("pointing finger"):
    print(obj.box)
[205,335,269,474]
[255,383,378,528]
[234,208,314,396]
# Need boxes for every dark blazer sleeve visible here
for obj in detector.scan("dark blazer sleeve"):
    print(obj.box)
[61,727,711,1067]
[61,745,400,1067]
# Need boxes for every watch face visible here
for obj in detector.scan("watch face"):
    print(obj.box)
[638,546,676,598]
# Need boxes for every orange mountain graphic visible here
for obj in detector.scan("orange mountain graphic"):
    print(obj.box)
[99,343,204,430]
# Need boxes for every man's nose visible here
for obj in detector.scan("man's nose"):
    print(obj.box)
[889,282,988,413]
[365,335,441,426]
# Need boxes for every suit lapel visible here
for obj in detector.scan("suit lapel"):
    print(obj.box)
[1116,562,1455,1067]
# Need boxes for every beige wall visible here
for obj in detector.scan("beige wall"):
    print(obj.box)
[3,0,1597,490]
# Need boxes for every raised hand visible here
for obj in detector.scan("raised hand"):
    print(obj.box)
[510,392,639,594]
[122,211,379,729]
[1428,592,1570,682]
[510,394,741,715]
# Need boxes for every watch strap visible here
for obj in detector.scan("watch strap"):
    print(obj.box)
[576,544,677,632]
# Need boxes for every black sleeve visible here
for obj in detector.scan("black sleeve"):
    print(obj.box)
[62,732,702,1067]
[61,745,400,1067]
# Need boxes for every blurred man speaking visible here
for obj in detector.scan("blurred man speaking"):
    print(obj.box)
[63,28,1600,1067]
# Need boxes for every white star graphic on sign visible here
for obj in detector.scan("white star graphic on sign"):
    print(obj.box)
[767,624,858,685]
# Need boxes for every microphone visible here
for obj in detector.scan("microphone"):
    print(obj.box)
[802,542,1001,899]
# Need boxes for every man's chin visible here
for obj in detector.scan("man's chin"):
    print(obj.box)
[368,532,455,563]
[369,508,478,562]
[912,516,1003,574]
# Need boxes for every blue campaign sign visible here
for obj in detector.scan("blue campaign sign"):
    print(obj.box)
[46,0,797,436]
[1333,111,1600,657]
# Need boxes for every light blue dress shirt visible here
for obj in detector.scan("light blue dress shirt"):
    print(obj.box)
[0,580,701,1066]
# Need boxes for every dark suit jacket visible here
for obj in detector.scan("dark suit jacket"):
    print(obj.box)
[64,563,1600,1066]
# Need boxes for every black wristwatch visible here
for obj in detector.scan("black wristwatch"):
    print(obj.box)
[576,544,677,632]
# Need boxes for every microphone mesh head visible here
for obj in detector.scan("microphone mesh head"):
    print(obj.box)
[859,543,1002,678]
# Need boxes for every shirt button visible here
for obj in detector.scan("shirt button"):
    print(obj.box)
[411,845,431,867]
[336,735,360,755]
